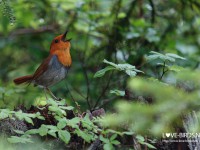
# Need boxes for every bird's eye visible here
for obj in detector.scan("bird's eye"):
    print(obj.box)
[55,39,59,43]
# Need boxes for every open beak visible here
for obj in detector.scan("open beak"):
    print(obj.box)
[62,30,72,42]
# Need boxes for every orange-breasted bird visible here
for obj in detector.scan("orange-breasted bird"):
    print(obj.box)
[13,30,72,100]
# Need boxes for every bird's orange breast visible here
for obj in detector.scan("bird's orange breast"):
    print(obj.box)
[53,49,72,67]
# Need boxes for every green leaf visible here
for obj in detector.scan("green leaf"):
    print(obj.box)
[139,141,156,149]
[75,129,95,143]
[35,112,45,120]
[48,106,59,112]
[48,130,57,138]
[37,115,45,120]
[104,129,123,136]
[166,53,186,60]
[100,135,109,143]
[144,142,156,149]
[7,136,33,144]
[136,135,145,142]
[44,125,58,130]
[25,129,39,135]
[59,106,74,110]
[147,51,185,63]
[67,117,80,128]
[110,134,117,141]
[24,117,33,125]
[81,114,97,130]
[110,90,125,96]
[103,59,118,68]
[125,70,136,77]
[58,130,71,144]
[117,64,136,70]
[13,130,25,135]
[111,140,120,145]
[123,131,134,135]
[0,109,11,119]
[94,66,115,78]
[168,65,185,72]
[48,106,66,116]
[39,125,48,136]
[57,118,67,130]
[104,143,114,150]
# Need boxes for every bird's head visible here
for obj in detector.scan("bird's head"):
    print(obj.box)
[50,30,71,54]
[50,30,72,67]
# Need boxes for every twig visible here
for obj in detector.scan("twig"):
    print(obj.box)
[72,87,87,99]
[148,0,155,24]
[80,61,92,111]
[6,25,58,37]
[160,61,168,80]
[65,83,81,113]
[93,71,113,109]
[98,97,117,108]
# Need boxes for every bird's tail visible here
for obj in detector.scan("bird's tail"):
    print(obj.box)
[13,75,33,85]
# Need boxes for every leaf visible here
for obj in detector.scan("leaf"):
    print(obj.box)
[104,143,114,150]
[104,129,123,136]
[35,112,45,120]
[48,106,66,116]
[150,51,162,55]
[166,53,186,60]
[110,90,125,96]
[165,56,175,62]
[58,130,71,144]
[48,106,59,112]
[7,136,33,144]
[147,51,185,63]
[125,70,136,77]
[110,134,117,141]
[136,135,145,142]
[67,117,80,128]
[117,64,136,70]
[94,66,115,78]
[81,114,97,130]
[103,59,118,68]
[59,106,74,110]
[24,117,33,125]
[100,135,109,143]
[37,115,45,120]
[39,125,48,136]
[48,130,57,138]
[139,141,156,149]
[44,125,58,130]
[111,140,120,145]
[123,131,134,135]
[13,130,25,135]
[0,109,10,119]
[144,142,156,149]
[75,129,95,143]
[25,129,39,135]
[57,118,67,130]
[168,65,185,72]
[58,99,66,106]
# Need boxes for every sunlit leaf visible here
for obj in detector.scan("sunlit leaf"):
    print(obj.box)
[58,130,71,144]
[94,66,115,78]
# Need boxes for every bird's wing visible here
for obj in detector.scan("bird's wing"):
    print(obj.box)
[32,54,57,80]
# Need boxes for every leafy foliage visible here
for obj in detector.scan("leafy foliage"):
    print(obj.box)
[94,59,143,78]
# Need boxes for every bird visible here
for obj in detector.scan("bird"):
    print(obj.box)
[13,30,72,100]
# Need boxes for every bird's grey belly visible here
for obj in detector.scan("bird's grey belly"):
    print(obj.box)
[34,66,68,87]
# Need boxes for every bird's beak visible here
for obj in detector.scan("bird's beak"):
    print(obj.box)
[62,30,72,42]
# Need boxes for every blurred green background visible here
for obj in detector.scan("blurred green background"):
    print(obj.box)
[0,0,200,111]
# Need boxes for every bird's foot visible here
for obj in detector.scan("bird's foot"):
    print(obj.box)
[45,88,63,101]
